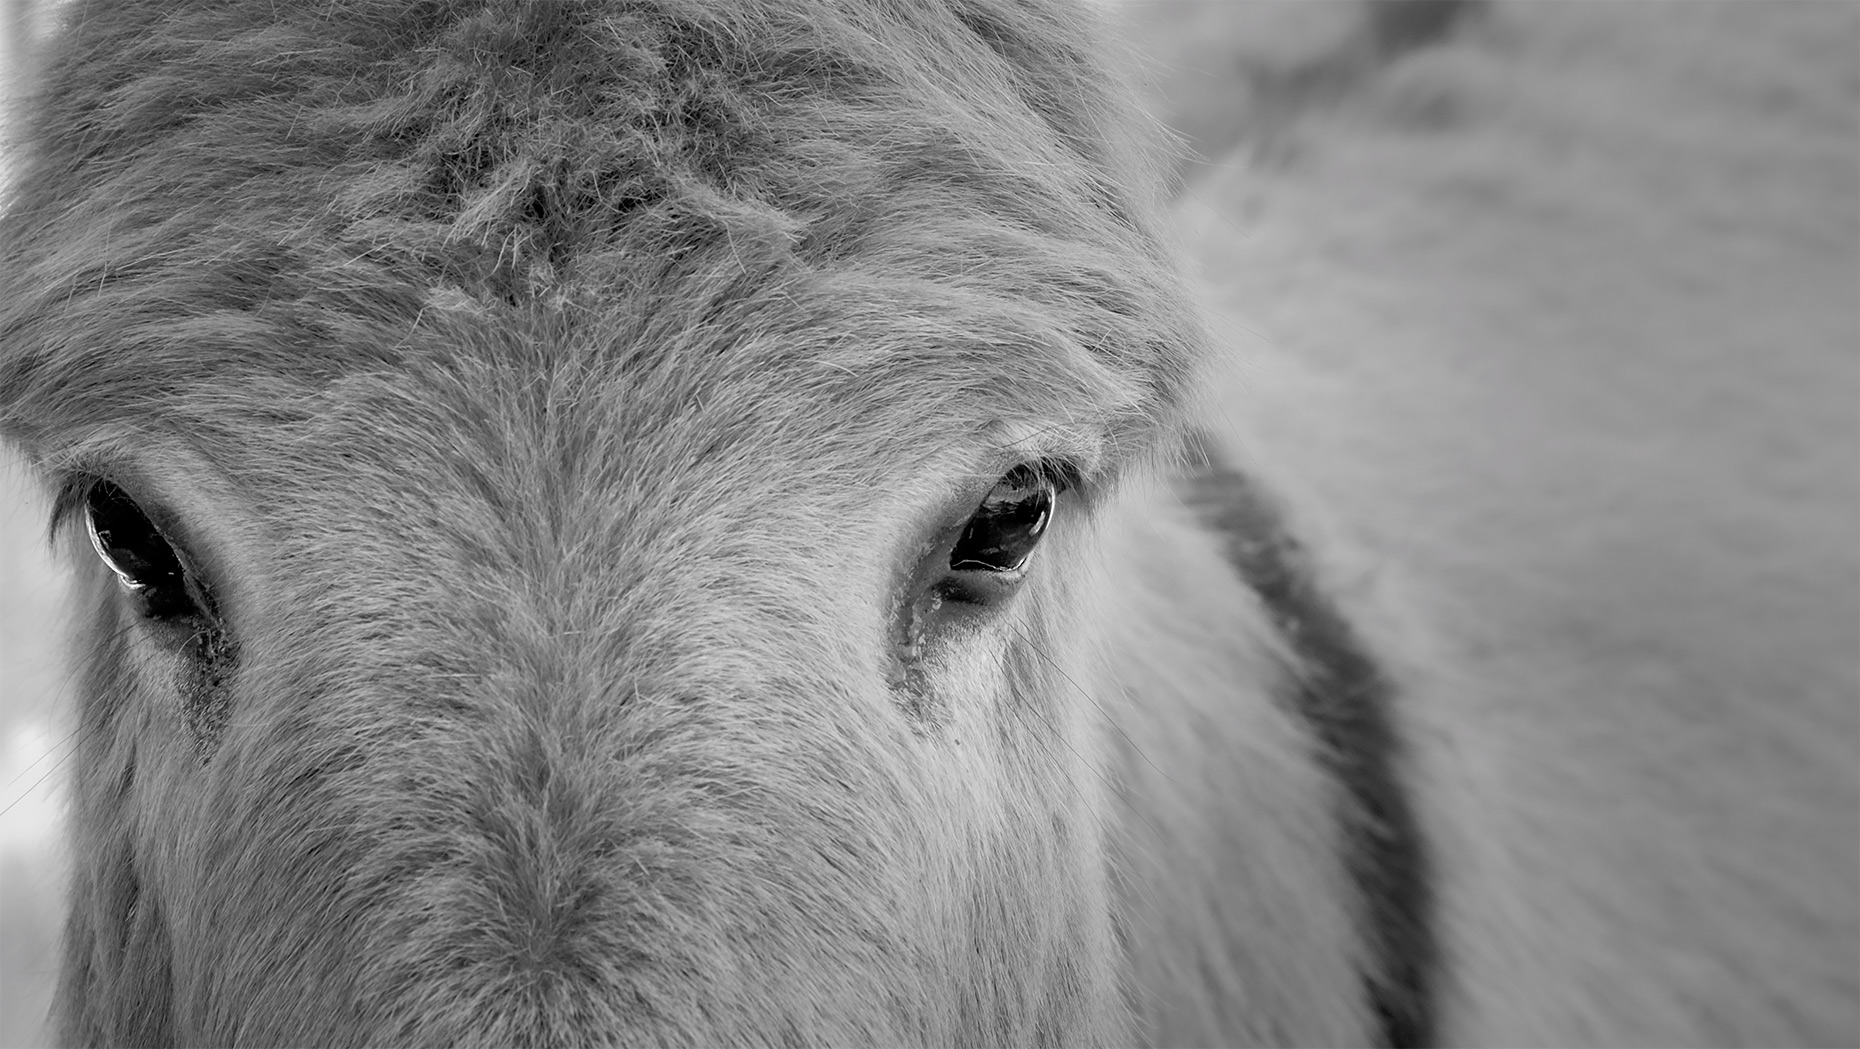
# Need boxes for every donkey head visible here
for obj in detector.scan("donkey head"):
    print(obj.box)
[0,1,1214,1043]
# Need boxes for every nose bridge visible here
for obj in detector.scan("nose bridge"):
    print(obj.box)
[374,427,885,808]
[328,522,934,1046]
[358,395,756,691]
[294,367,903,813]
[457,496,797,713]
[451,432,880,708]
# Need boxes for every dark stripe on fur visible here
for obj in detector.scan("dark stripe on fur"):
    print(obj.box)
[1179,431,1438,1049]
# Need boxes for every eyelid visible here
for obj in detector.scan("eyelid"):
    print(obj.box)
[957,458,1076,513]
[980,420,1103,483]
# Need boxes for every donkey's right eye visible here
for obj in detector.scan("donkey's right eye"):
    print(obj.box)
[84,481,203,620]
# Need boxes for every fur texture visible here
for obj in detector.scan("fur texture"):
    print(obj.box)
[1,1,1425,1045]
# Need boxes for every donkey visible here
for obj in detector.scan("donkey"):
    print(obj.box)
[19,0,1854,1045]
[0,0,1437,1043]
[9,0,1860,1045]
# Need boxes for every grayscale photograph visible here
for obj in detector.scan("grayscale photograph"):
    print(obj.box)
[0,1,1854,1045]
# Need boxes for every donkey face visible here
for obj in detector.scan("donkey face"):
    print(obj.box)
[0,0,1213,1043]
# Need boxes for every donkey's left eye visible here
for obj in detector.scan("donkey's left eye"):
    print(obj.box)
[890,462,1066,700]
[84,480,204,621]
[949,464,1054,575]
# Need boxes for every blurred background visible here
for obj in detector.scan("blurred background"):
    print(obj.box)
[1,3,1855,1045]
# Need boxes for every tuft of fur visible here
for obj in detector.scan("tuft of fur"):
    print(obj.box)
[1,1,1423,1046]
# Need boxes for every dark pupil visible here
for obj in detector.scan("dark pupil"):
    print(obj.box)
[950,467,1052,573]
[86,482,195,619]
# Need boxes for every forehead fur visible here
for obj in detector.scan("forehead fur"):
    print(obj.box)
[0,0,1206,475]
